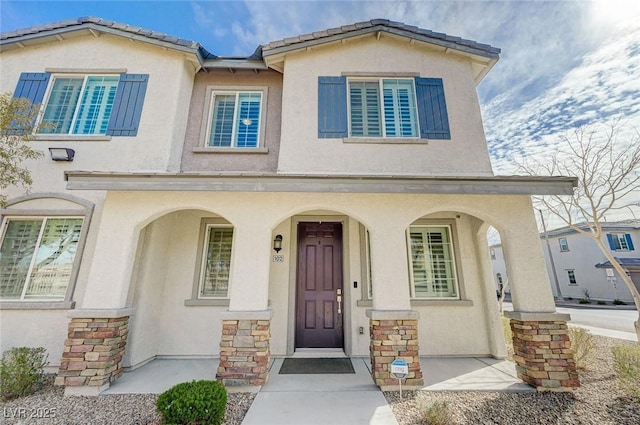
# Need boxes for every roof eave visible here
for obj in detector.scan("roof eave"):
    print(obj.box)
[262,26,500,61]
[0,23,206,65]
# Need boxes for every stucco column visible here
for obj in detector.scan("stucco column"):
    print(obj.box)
[500,207,556,313]
[368,222,412,310]
[227,221,272,311]
[81,204,140,310]
[220,219,273,387]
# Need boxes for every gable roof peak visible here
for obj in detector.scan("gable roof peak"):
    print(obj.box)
[261,18,501,59]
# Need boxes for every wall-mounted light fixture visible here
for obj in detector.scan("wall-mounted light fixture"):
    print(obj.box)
[49,148,75,161]
[273,234,283,253]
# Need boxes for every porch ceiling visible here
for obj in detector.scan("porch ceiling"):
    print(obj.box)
[64,172,576,195]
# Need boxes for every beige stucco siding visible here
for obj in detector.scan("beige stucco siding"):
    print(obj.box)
[78,191,549,360]
[276,35,494,176]
[0,34,196,175]
[181,69,283,173]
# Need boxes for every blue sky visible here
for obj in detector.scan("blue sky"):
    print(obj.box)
[1,1,640,196]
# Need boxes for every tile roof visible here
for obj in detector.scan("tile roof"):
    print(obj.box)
[0,16,215,58]
[260,18,501,58]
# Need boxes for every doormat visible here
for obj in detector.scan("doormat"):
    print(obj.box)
[279,358,355,374]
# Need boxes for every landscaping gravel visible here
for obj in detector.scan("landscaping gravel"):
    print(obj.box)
[1,335,637,424]
[0,380,255,425]
[385,335,640,425]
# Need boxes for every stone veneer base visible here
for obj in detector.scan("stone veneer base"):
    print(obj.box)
[216,319,271,387]
[507,314,580,392]
[367,310,424,389]
[55,316,129,394]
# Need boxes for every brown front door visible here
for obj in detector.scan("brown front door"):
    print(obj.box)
[295,222,344,348]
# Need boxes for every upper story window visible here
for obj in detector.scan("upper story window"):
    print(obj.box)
[39,75,119,135]
[407,225,459,298]
[318,76,450,140]
[558,237,569,252]
[202,87,267,149]
[567,269,577,285]
[607,233,635,251]
[12,72,149,137]
[0,217,83,301]
[349,79,418,138]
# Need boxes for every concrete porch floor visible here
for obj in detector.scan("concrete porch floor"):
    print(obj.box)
[102,356,532,395]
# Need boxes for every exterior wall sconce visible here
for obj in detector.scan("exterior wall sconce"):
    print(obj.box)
[273,234,283,253]
[49,148,75,161]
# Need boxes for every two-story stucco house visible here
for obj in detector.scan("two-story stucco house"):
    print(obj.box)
[491,220,640,302]
[0,18,579,395]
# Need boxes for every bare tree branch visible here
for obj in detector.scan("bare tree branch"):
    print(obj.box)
[518,121,640,342]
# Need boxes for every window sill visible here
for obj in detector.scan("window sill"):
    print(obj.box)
[184,299,230,307]
[34,135,112,142]
[410,299,473,307]
[0,301,75,310]
[343,137,426,145]
[356,300,373,307]
[193,147,269,154]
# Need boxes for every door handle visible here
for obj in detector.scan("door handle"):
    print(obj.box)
[337,295,342,314]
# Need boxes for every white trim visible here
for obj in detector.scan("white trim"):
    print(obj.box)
[0,216,85,302]
[406,224,460,299]
[200,85,268,149]
[197,224,234,299]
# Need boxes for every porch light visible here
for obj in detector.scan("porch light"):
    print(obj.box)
[49,148,75,161]
[273,234,283,253]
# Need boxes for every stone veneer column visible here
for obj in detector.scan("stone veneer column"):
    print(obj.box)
[216,310,272,387]
[55,309,133,396]
[366,310,424,390]
[505,311,580,392]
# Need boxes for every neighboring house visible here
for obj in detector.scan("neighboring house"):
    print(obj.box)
[490,220,640,302]
[0,17,578,394]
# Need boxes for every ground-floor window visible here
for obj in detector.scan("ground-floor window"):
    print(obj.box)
[567,269,578,285]
[407,225,458,298]
[198,226,233,298]
[0,217,83,300]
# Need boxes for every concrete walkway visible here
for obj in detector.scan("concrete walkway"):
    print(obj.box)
[104,355,530,424]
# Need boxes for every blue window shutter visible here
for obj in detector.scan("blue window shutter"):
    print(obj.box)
[318,76,347,138]
[607,234,616,250]
[106,74,149,136]
[11,73,50,134]
[13,72,50,103]
[415,77,450,140]
[625,234,635,251]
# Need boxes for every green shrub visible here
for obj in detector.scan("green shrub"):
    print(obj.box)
[156,380,227,425]
[579,299,591,304]
[612,345,640,402]
[0,347,48,400]
[613,299,626,305]
[420,399,454,425]
[568,327,594,370]
[597,300,607,305]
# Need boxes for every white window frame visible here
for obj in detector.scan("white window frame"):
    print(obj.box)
[407,224,460,299]
[567,269,577,285]
[0,216,84,301]
[611,233,631,251]
[558,237,569,252]
[347,77,419,139]
[38,74,120,136]
[201,86,268,149]
[197,224,234,299]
